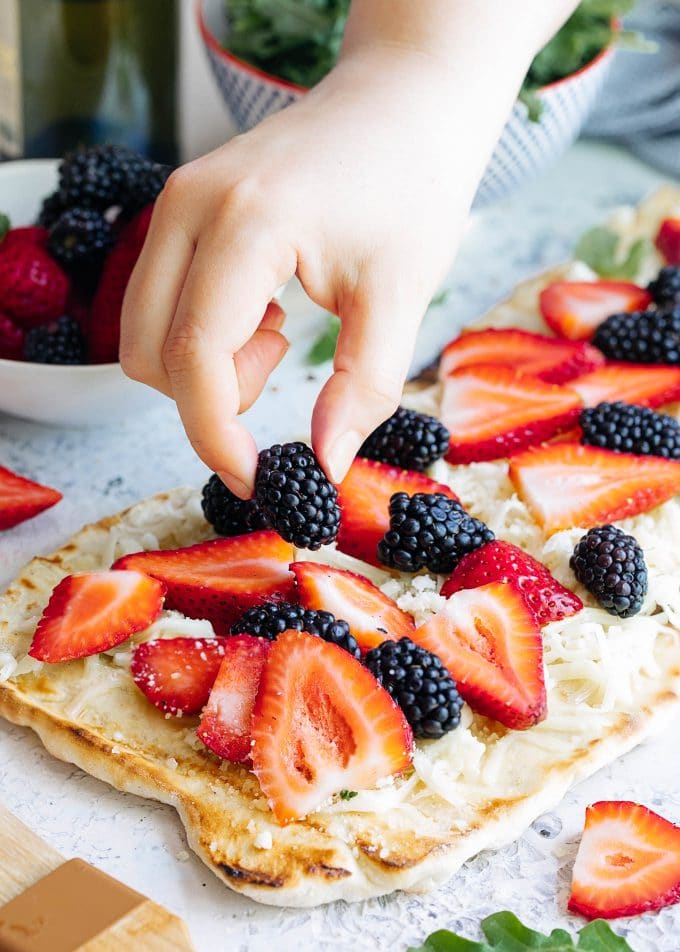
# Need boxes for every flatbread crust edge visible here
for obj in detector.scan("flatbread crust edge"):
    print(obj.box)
[2,488,680,908]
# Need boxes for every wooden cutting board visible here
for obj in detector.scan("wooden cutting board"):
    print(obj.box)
[0,804,195,951]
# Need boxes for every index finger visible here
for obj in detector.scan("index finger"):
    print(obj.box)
[162,228,295,497]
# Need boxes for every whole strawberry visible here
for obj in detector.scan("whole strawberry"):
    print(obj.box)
[0,311,24,360]
[0,241,69,328]
[89,203,153,363]
[1,226,49,251]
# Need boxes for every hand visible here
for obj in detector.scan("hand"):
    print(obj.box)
[120,0,576,497]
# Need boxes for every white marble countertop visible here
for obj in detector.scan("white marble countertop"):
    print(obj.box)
[2,141,680,951]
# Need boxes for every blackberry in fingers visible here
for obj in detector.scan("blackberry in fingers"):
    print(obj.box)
[24,315,86,365]
[593,308,680,365]
[648,266,680,310]
[48,207,114,278]
[378,492,494,574]
[364,638,463,739]
[255,442,340,550]
[359,406,450,472]
[580,402,680,459]
[570,525,647,618]
[231,601,360,658]
[201,473,270,537]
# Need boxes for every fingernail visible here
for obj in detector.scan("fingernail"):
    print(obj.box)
[219,473,253,500]
[326,430,363,484]
[260,303,286,332]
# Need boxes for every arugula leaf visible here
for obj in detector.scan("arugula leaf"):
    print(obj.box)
[338,789,358,800]
[574,226,652,281]
[223,0,644,118]
[407,913,635,952]
[0,212,11,242]
[429,289,451,308]
[306,313,340,365]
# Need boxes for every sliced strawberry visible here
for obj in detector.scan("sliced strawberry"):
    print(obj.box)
[113,531,295,634]
[251,629,413,823]
[441,540,582,626]
[438,328,604,384]
[336,457,457,566]
[656,218,680,265]
[197,634,271,762]
[441,366,582,464]
[411,581,546,730]
[131,636,228,716]
[570,363,680,409]
[29,571,165,663]
[291,561,415,652]
[89,204,153,363]
[509,443,680,533]
[539,280,652,341]
[569,801,680,920]
[0,464,62,530]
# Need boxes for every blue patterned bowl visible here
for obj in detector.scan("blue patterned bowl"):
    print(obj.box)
[197,0,615,207]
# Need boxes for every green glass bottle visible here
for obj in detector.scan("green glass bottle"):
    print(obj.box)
[0,0,178,162]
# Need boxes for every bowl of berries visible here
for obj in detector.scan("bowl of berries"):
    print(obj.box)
[0,149,173,426]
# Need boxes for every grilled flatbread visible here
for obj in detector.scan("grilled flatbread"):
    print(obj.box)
[2,187,680,907]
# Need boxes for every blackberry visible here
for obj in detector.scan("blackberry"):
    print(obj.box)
[37,190,67,229]
[358,407,450,472]
[231,601,360,658]
[58,144,137,211]
[48,207,114,278]
[201,473,270,537]
[24,315,86,365]
[378,492,494,574]
[126,162,173,213]
[580,401,680,459]
[570,525,647,618]
[648,266,680,310]
[255,442,340,550]
[364,638,463,739]
[593,308,680,365]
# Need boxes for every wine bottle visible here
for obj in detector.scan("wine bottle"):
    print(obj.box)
[0,0,178,163]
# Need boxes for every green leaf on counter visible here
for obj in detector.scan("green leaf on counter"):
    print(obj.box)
[306,313,340,365]
[407,913,635,952]
[574,226,652,281]
[0,213,11,242]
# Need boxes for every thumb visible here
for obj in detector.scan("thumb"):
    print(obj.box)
[311,286,425,483]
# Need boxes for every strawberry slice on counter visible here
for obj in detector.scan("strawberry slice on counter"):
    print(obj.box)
[569,363,680,409]
[569,801,680,920]
[0,464,62,530]
[539,280,652,341]
[441,366,582,464]
[113,531,295,634]
[131,636,228,717]
[197,634,271,762]
[438,327,604,384]
[251,629,413,823]
[336,457,457,566]
[509,443,680,534]
[29,571,165,663]
[291,561,415,652]
[656,218,680,265]
[411,581,546,730]
[441,540,583,626]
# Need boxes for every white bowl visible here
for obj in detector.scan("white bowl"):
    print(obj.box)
[198,0,615,207]
[0,159,170,426]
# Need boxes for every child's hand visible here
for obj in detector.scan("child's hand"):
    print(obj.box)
[120,1,577,497]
